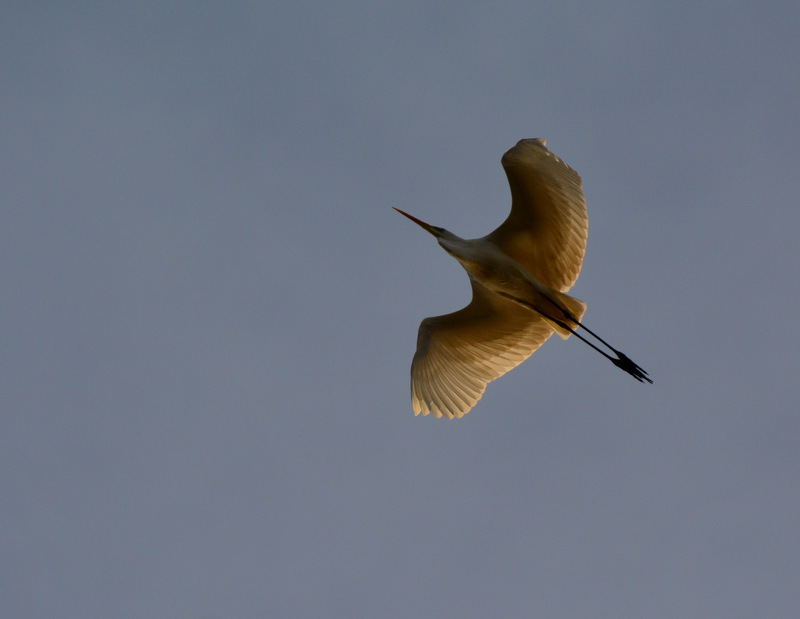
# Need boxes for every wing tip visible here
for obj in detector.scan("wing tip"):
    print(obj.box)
[411,399,462,420]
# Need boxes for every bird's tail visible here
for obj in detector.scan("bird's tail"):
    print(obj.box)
[543,291,587,340]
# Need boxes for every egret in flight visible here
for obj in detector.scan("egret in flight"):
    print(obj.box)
[395,138,651,419]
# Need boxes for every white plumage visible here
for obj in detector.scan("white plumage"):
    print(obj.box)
[396,139,650,419]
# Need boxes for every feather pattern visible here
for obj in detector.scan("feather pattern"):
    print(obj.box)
[485,139,587,292]
[410,281,554,418]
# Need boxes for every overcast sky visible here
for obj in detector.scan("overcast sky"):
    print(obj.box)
[3,2,800,617]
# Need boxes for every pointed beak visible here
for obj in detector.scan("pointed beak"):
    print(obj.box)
[393,208,438,235]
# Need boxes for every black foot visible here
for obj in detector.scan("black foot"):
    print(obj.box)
[611,352,653,384]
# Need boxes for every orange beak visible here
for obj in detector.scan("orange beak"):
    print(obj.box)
[393,208,437,235]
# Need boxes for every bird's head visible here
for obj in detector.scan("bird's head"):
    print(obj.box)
[393,208,446,238]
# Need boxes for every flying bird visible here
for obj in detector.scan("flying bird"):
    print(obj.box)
[395,138,651,419]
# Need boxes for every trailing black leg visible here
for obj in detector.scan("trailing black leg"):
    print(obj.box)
[499,291,653,384]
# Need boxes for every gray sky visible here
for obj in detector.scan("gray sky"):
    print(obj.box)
[3,1,800,617]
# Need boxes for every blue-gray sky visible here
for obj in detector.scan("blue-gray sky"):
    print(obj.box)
[3,2,799,617]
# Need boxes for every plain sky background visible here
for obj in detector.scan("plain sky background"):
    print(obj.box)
[3,2,800,617]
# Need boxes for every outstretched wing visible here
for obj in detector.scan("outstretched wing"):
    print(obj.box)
[484,139,588,292]
[410,280,555,419]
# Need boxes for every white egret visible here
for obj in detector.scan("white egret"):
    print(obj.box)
[396,138,651,419]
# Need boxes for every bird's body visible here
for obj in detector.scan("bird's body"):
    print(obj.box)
[435,230,586,338]
[396,138,651,419]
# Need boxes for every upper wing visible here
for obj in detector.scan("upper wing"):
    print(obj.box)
[484,139,588,292]
[410,280,555,419]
